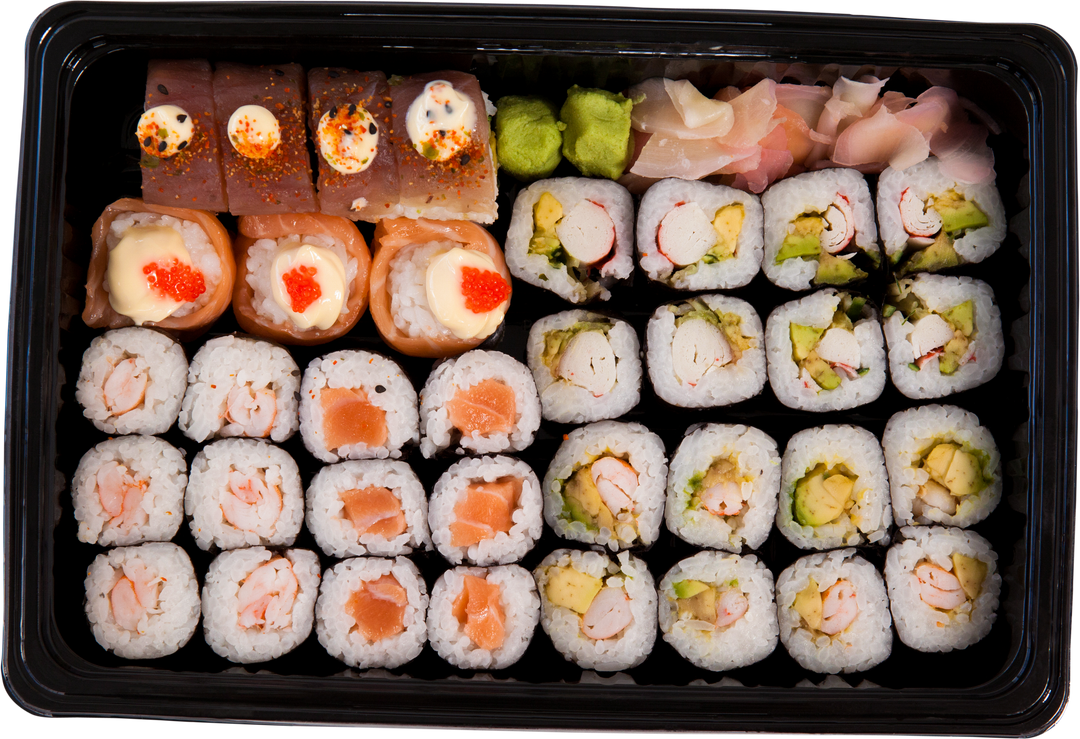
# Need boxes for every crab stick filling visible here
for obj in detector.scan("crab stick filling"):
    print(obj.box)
[340,485,407,539]
[452,574,506,651]
[425,248,510,340]
[270,243,347,330]
[544,566,634,641]
[107,225,206,324]
[657,202,744,268]
[228,105,282,159]
[137,104,194,158]
[317,103,380,174]
[449,476,522,547]
[346,574,408,642]
[406,80,476,162]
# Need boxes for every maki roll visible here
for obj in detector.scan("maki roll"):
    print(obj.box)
[71,435,187,546]
[762,168,880,290]
[535,549,657,672]
[885,526,1000,653]
[883,274,1003,398]
[201,547,320,664]
[877,156,1006,276]
[84,542,201,660]
[232,213,371,345]
[776,425,892,550]
[305,460,430,558]
[526,309,642,424]
[658,552,778,671]
[637,178,764,290]
[316,556,429,670]
[665,424,781,553]
[776,549,892,674]
[765,289,886,412]
[543,421,667,551]
[427,565,540,670]
[178,335,300,443]
[882,404,1001,528]
[419,350,541,458]
[504,177,634,303]
[646,295,766,409]
[75,327,187,435]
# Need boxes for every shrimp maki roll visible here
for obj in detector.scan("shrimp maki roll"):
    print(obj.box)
[776,549,892,674]
[427,565,540,670]
[201,547,320,664]
[535,549,657,672]
[84,542,201,660]
[75,327,187,435]
[658,552,778,671]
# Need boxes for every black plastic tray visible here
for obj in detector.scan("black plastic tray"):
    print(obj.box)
[3,2,1077,734]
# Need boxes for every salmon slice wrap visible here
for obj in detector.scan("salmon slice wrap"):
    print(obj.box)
[305,459,431,558]
[201,547,321,664]
[139,59,228,212]
[369,218,512,358]
[308,68,398,221]
[428,455,543,566]
[315,556,429,670]
[233,213,371,345]
[83,198,235,338]
[427,565,540,670]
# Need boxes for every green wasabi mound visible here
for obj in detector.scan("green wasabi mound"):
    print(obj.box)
[495,96,565,181]
[559,85,633,180]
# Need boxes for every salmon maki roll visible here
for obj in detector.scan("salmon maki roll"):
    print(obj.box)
[83,198,235,337]
[429,455,543,566]
[214,62,317,215]
[369,218,512,358]
[316,556,429,670]
[308,68,398,222]
[139,60,228,212]
[233,213,372,345]
[388,71,497,224]
[427,565,540,670]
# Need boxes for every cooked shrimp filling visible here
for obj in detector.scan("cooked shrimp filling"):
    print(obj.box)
[237,558,299,631]
[95,461,148,530]
[103,357,149,416]
[913,441,988,517]
[793,577,858,635]
[914,553,987,612]
[221,469,282,534]
[109,560,162,632]
[223,385,277,438]
[673,579,748,630]
[561,455,639,542]
[689,457,747,518]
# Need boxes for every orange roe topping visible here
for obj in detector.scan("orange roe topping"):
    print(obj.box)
[143,260,206,303]
[460,267,510,314]
[282,264,321,313]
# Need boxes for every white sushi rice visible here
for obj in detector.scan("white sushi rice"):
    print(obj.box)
[535,549,657,672]
[776,549,892,674]
[525,309,642,424]
[419,350,541,458]
[389,240,461,341]
[885,526,1000,653]
[543,421,668,551]
[884,274,1004,398]
[658,551,778,671]
[637,178,764,290]
[665,424,781,552]
[316,556,429,670]
[201,547,321,664]
[761,168,880,291]
[306,459,431,558]
[76,327,187,435]
[179,335,300,443]
[646,294,767,408]
[505,178,635,303]
[877,157,1006,265]
[299,350,419,462]
[776,425,892,550]
[882,404,1002,528]
[427,565,540,670]
[84,542,201,660]
[185,438,304,550]
[765,289,887,411]
[71,435,186,546]
[429,455,543,566]
[245,233,359,327]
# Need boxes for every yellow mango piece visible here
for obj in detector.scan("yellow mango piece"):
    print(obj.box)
[951,553,988,600]
[545,566,603,615]
[944,450,982,498]
[533,192,564,234]
[793,578,822,630]
[924,443,959,484]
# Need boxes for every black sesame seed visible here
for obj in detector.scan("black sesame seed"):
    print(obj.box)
[177,140,188,151]
[143,136,153,148]
[158,141,167,152]
[460,153,470,165]
[438,130,447,137]
[348,103,357,116]
[342,128,351,136]
[157,84,168,95]
[329,106,338,119]
[176,114,187,123]
[328,70,340,78]
[375,385,386,394]
[426,110,433,120]
[444,103,453,114]
[273,69,284,77]
[369,123,377,135]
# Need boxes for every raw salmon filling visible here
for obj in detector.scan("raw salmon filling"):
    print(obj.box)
[446,378,517,436]
[341,486,407,539]
[321,386,389,451]
[452,574,506,651]
[449,476,523,547]
[346,574,408,642]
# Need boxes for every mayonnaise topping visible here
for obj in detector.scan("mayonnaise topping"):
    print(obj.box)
[137,105,195,159]
[270,244,347,330]
[106,225,193,325]
[425,248,507,340]
[317,104,379,174]
[228,105,281,159]
[405,80,476,162]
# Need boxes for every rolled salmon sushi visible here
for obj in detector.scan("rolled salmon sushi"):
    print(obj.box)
[308,68,397,221]
[233,213,371,345]
[83,198,235,337]
[369,218,512,358]
[138,59,228,212]
[214,62,317,215]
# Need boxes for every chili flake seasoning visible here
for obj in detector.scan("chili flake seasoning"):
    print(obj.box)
[317,103,380,175]
[227,105,282,159]
[405,80,477,162]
